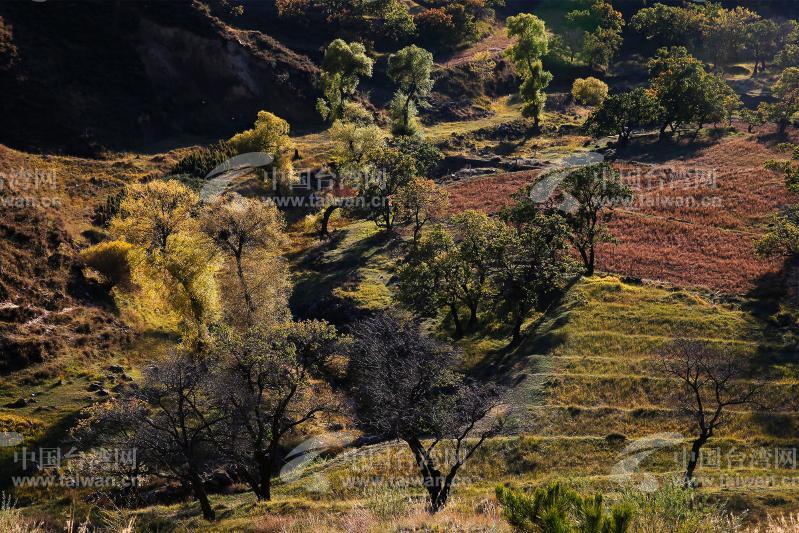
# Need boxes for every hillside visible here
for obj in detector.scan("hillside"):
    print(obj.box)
[0,1,319,154]
[2,0,799,531]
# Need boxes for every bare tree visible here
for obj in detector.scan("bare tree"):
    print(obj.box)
[658,339,764,485]
[347,314,504,513]
[74,354,226,521]
[209,320,339,501]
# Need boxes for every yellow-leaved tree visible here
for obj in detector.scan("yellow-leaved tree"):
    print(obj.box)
[201,194,290,329]
[228,111,295,190]
[96,180,222,348]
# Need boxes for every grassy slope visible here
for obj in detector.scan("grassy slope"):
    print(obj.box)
[112,230,798,529]
[266,223,799,524]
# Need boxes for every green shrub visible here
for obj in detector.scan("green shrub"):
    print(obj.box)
[94,189,125,228]
[170,140,235,178]
[496,482,632,532]
[80,240,133,289]
[572,77,609,106]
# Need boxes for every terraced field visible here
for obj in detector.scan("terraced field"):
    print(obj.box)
[283,221,799,523]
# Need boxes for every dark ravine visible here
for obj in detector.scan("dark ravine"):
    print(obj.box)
[0,0,321,155]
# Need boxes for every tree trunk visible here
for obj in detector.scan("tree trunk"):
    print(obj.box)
[684,435,708,486]
[659,122,669,141]
[511,311,523,344]
[533,114,541,133]
[189,470,215,521]
[467,302,478,331]
[406,438,448,514]
[450,305,463,338]
[235,254,255,326]
[586,246,595,276]
[320,204,342,239]
[403,92,414,133]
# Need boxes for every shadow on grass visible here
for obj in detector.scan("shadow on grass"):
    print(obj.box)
[616,133,719,164]
[742,257,799,436]
[289,226,399,328]
[0,408,84,493]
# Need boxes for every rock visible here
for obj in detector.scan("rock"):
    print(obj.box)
[444,167,499,182]
[504,158,546,171]
[204,469,234,493]
[120,373,134,382]
[108,364,125,373]
[605,433,626,445]
[6,398,30,408]
[111,384,125,393]
[87,382,103,392]
[96,389,110,397]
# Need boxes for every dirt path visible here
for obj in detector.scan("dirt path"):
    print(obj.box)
[441,26,511,68]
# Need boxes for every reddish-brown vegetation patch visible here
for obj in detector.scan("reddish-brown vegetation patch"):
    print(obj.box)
[444,170,541,215]
[443,135,797,294]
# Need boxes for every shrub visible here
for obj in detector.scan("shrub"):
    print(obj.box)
[496,482,633,532]
[170,140,235,178]
[80,240,133,289]
[228,110,295,174]
[414,8,456,47]
[572,77,609,106]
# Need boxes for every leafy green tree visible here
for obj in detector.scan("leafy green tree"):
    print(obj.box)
[376,0,416,42]
[398,211,506,337]
[696,4,759,71]
[747,18,781,76]
[356,146,417,230]
[397,226,464,335]
[395,177,449,246]
[451,210,506,329]
[329,118,386,176]
[494,209,575,342]
[506,13,552,131]
[648,47,738,140]
[562,0,623,69]
[387,45,434,136]
[758,67,799,134]
[741,107,766,133]
[228,111,295,177]
[392,134,443,176]
[775,21,799,68]
[630,3,703,50]
[561,163,631,276]
[585,87,660,146]
[583,26,622,71]
[758,143,799,258]
[496,483,633,533]
[581,1,624,71]
[317,39,374,122]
